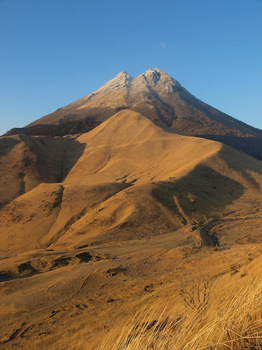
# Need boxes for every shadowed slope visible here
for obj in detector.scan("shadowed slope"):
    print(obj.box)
[0,134,85,207]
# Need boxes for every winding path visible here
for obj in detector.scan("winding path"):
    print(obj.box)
[199,216,262,247]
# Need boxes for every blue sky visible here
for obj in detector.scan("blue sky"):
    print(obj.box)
[0,0,262,135]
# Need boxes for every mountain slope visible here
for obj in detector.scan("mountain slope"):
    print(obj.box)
[0,134,85,207]
[1,110,262,257]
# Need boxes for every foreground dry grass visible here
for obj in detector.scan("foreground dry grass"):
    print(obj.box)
[1,236,261,349]
[101,274,262,350]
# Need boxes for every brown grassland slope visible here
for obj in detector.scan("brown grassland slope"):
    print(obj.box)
[0,109,262,349]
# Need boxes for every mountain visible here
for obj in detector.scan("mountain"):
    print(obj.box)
[5,68,262,159]
[2,90,262,349]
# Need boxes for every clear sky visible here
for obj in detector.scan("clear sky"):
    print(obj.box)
[0,0,262,135]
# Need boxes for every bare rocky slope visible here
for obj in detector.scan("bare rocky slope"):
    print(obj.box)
[5,68,262,160]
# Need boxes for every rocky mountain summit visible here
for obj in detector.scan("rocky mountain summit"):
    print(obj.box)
[5,68,262,159]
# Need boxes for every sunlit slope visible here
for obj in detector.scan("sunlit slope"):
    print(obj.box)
[64,110,222,184]
[0,182,128,257]
[1,110,262,256]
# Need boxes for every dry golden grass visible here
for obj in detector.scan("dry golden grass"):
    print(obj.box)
[2,110,262,256]
[101,275,262,350]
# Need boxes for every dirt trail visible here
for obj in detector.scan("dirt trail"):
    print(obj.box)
[199,216,262,247]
